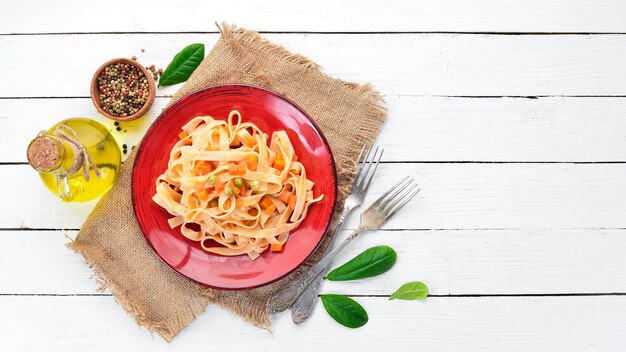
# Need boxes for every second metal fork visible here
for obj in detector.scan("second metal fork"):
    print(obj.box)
[267,176,421,314]
[290,143,383,324]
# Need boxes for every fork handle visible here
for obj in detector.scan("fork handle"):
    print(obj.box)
[290,207,352,323]
[267,229,360,314]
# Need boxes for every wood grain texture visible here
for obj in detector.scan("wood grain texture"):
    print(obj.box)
[4,33,626,97]
[2,0,626,33]
[2,229,626,295]
[3,96,626,163]
[0,295,624,351]
[4,163,626,229]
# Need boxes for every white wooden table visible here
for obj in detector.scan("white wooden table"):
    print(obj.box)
[2,1,626,350]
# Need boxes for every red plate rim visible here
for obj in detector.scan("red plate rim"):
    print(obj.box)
[131,84,338,289]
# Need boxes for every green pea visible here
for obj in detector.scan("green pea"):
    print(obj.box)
[234,177,244,187]
[250,180,261,192]
[208,175,216,185]
[225,186,234,195]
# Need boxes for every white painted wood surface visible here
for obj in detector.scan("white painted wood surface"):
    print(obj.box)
[1,295,626,352]
[1,1,626,351]
[6,34,626,97]
[2,0,626,33]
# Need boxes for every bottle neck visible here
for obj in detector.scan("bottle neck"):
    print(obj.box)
[27,132,77,175]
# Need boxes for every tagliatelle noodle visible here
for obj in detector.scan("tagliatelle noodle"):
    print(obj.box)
[152,111,323,260]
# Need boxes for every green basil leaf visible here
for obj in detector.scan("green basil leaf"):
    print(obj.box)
[389,281,428,301]
[320,294,368,328]
[326,245,397,281]
[158,43,205,87]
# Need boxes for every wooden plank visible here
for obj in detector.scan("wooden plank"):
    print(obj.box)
[2,0,626,33]
[4,33,626,97]
[4,96,626,163]
[2,229,626,295]
[0,295,624,351]
[4,163,626,229]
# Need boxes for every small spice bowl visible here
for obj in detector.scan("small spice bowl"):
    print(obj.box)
[90,58,155,121]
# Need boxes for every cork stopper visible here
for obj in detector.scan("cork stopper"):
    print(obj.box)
[27,136,60,171]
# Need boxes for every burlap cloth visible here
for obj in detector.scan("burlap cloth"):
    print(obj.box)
[69,24,386,341]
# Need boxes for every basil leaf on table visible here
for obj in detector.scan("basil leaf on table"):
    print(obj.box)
[158,43,205,87]
[389,281,429,301]
[325,245,397,281]
[320,294,368,328]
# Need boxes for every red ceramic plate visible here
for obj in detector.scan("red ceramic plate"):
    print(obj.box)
[132,85,337,289]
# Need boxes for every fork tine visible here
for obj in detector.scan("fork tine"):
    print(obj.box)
[362,148,384,192]
[372,176,410,207]
[383,183,418,213]
[386,187,421,218]
[379,178,414,209]
[357,145,378,186]
[356,142,368,163]
[353,142,371,184]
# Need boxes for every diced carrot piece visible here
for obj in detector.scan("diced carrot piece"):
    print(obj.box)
[200,164,213,175]
[197,189,209,201]
[288,195,297,209]
[224,198,232,208]
[292,153,298,162]
[228,163,246,176]
[215,178,225,193]
[259,195,273,210]
[245,155,258,171]
[239,182,246,195]
[278,191,291,203]
[237,162,246,175]
[181,137,192,146]
[193,161,213,176]
[270,243,284,252]
[210,160,220,168]
[273,154,285,171]
[235,198,243,207]
[263,203,276,215]
[178,131,188,140]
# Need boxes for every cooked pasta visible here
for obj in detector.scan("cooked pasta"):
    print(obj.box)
[152,110,323,260]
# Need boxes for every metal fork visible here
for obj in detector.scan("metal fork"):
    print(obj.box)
[267,176,421,314]
[290,143,383,324]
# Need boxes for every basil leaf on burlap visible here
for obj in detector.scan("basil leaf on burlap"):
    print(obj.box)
[158,43,205,87]
[320,294,368,328]
[389,281,428,301]
[325,245,397,281]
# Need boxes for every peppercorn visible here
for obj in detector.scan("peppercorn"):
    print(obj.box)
[97,62,150,117]
[131,55,137,60]
[116,127,122,131]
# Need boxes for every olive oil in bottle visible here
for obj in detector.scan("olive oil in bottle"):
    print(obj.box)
[26,118,121,202]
